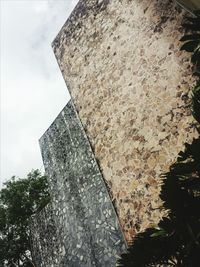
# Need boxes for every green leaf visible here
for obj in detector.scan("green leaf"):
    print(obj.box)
[180,40,199,52]
[191,50,200,64]
[185,16,200,24]
[150,228,167,237]
[182,23,200,32]
[180,34,200,42]
[192,80,200,123]
[193,10,200,17]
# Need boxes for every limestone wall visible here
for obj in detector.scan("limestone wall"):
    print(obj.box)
[52,0,199,242]
[31,101,126,267]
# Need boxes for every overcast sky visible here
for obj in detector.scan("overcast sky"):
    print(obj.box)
[0,0,79,187]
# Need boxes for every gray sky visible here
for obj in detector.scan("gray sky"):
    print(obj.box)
[0,0,78,187]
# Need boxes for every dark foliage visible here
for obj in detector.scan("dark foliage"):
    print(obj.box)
[0,170,50,267]
[192,79,200,124]
[180,10,200,77]
[117,139,200,267]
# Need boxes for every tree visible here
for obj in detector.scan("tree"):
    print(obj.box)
[0,170,50,267]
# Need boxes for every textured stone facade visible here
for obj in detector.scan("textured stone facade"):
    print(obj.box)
[30,203,63,266]
[31,101,126,267]
[52,0,199,242]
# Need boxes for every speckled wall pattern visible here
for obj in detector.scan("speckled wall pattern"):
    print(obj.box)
[52,0,199,242]
[31,101,126,267]
[30,203,64,266]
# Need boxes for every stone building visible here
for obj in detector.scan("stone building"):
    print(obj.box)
[31,101,126,267]
[31,0,199,266]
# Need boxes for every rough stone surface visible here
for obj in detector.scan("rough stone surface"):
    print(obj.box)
[52,0,199,242]
[31,100,126,267]
[30,203,63,267]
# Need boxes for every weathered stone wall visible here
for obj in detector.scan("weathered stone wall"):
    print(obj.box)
[52,0,199,242]
[31,101,126,267]
[30,203,64,267]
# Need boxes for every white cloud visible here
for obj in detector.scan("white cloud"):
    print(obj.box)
[0,0,79,186]
[34,1,49,14]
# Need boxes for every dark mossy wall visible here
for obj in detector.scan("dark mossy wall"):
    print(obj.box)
[31,100,126,267]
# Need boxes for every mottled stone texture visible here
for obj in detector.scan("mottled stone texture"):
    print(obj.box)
[31,101,126,267]
[52,0,199,242]
[30,204,63,267]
